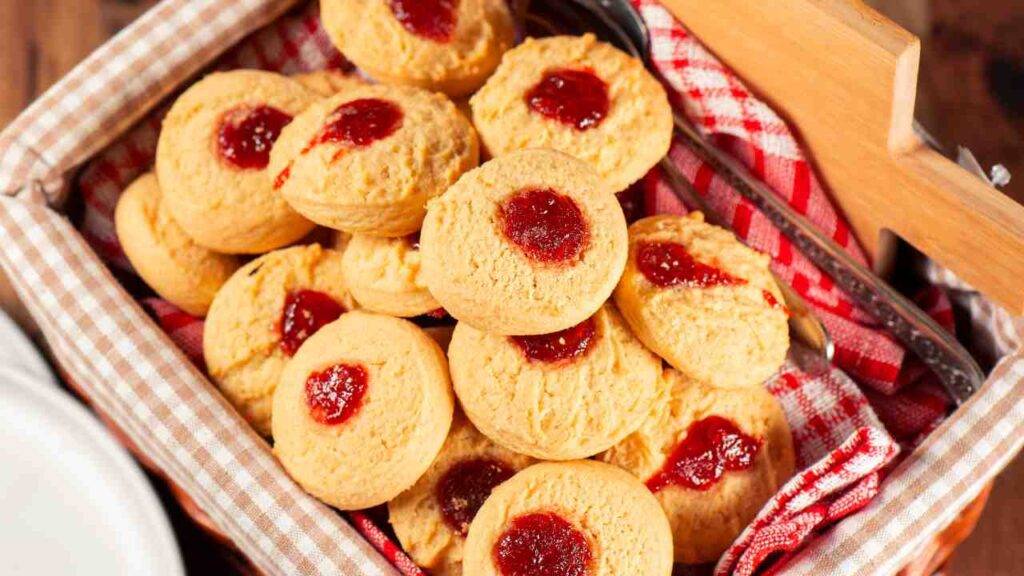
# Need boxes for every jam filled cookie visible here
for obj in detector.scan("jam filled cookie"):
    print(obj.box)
[203,244,355,435]
[341,233,440,317]
[449,304,661,460]
[463,460,673,576]
[114,173,240,316]
[389,413,535,576]
[292,69,366,97]
[273,311,454,510]
[156,70,317,253]
[471,34,672,192]
[269,83,479,236]
[615,213,789,388]
[601,369,795,564]
[320,0,514,97]
[420,149,627,335]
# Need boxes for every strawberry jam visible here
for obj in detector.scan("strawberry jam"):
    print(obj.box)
[637,240,745,289]
[388,0,458,42]
[492,512,592,576]
[305,362,368,426]
[646,416,761,492]
[498,188,589,264]
[510,317,597,364]
[436,458,515,535]
[216,105,293,170]
[525,68,609,131]
[279,290,346,356]
[307,98,403,151]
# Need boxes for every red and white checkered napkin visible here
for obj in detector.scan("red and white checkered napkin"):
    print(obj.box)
[74,1,961,574]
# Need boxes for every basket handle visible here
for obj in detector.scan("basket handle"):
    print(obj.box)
[661,0,1024,313]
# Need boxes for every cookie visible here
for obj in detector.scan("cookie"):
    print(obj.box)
[601,369,795,564]
[388,413,535,575]
[272,311,454,510]
[114,173,240,316]
[292,69,366,96]
[341,233,440,317]
[420,149,627,335]
[462,460,673,576]
[203,244,355,435]
[321,0,514,97]
[614,213,789,388]
[449,304,661,460]
[471,34,672,192]
[269,83,479,236]
[156,70,318,253]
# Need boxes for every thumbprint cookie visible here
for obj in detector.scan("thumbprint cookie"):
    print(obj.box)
[341,233,440,317]
[471,34,672,192]
[272,311,454,509]
[269,83,479,236]
[156,70,317,253]
[114,173,240,316]
[601,369,795,564]
[420,149,627,335]
[388,413,535,576]
[320,0,514,97]
[203,244,355,435]
[448,304,661,460]
[292,69,367,97]
[614,213,790,388]
[462,460,674,576]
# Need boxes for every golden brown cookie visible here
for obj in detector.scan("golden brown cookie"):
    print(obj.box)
[388,413,535,575]
[272,311,454,510]
[269,83,479,236]
[292,69,367,96]
[462,460,674,576]
[614,213,789,388]
[449,304,662,460]
[471,34,672,192]
[420,149,627,335]
[321,0,514,97]
[203,244,355,435]
[601,369,795,564]
[114,173,240,316]
[341,233,440,317]
[155,70,317,253]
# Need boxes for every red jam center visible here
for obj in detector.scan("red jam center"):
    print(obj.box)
[498,188,589,264]
[525,68,610,131]
[388,0,458,42]
[492,512,593,576]
[279,290,346,356]
[217,105,293,170]
[310,98,404,150]
[510,317,597,364]
[637,240,746,289]
[436,458,516,535]
[646,416,762,492]
[305,363,368,426]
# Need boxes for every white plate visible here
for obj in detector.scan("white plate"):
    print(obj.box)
[0,314,185,576]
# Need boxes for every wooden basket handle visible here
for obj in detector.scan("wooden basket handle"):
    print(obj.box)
[661,0,1024,313]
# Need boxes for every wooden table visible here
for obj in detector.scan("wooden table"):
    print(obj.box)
[1,1,1021,574]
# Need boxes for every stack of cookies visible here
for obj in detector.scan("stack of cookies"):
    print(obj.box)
[114,1,795,573]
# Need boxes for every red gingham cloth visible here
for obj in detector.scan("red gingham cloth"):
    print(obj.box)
[72,2,961,574]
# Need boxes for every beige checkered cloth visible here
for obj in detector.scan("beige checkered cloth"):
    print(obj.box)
[0,1,1021,574]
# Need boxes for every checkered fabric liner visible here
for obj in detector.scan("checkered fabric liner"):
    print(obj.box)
[0,0,1021,575]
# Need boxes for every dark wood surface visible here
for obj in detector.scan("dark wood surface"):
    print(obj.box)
[1,1,1021,574]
